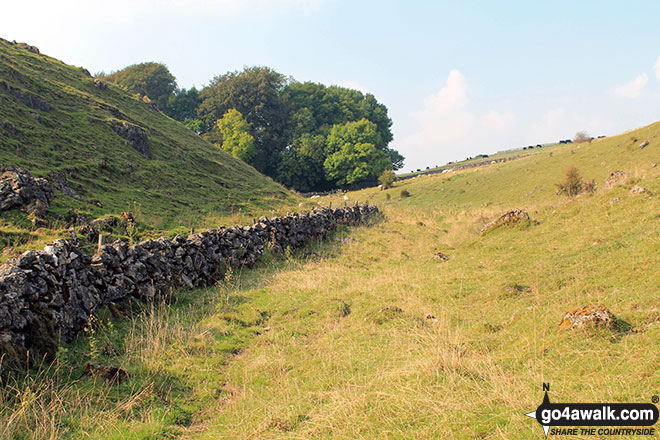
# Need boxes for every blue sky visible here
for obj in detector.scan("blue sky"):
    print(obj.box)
[2,0,659,171]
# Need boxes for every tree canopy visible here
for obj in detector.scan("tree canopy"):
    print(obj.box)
[165,87,201,122]
[283,82,393,147]
[198,66,289,175]
[275,81,401,191]
[216,109,256,163]
[104,62,177,109]
[324,119,391,188]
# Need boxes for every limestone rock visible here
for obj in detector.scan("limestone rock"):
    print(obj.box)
[432,252,449,261]
[558,304,613,329]
[480,209,530,235]
[111,120,150,158]
[93,79,108,90]
[0,81,50,111]
[48,171,80,199]
[0,164,53,216]
[605,171,627,189]
[630,185,647,195]
[16,42,39,54]
[0,121,16,135]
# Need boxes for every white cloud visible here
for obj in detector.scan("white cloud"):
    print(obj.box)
[398,69,518,169]
[416,69,469,120]
[611,73,648,98]
[654,56,660,80]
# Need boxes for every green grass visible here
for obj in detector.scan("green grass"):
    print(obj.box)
[2,114,660,437]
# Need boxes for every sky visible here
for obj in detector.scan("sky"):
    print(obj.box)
[2,0,659,172]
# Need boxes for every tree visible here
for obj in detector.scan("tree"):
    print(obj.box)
[277,134,328,192]
[379,169,395,189]
[276,81,404,191]
[282,81,396,156]
[198,66,289,175]
[183,118,207,134]
[324,119,390,187]
[387,149,405,171]
[104,62,177,109]
[165,87,201,122]
[217,109,256,163]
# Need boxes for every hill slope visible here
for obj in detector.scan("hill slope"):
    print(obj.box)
[0,39,297,231]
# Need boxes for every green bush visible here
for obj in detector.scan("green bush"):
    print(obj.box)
[556,166,595,196]
[400,189,411,198]
[379,169,396,189]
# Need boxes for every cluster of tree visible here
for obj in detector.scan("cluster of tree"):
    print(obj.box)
[101,62,177,109]
[101,63,404,191]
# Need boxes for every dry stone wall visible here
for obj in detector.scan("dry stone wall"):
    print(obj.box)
[0,204,379,369]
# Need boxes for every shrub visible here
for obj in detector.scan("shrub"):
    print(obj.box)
[400,189,411,198]
[582,179,597,194]
[574,131,591,143]
[556,166,596,196]
[379,169,396,189]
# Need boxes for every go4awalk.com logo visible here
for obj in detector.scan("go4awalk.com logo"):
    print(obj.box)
[524,384,659,437]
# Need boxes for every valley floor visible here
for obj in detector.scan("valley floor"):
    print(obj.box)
[3,123,660,439]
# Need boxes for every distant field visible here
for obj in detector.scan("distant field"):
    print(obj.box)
[397,142,567,179]
[2,121,659,439]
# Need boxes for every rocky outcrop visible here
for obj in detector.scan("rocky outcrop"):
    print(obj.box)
[0,121,16,135]
[480,209,530,235]
[630,185,648,195]
[558,304,613,330]
[605,171,627,189]
[48,171,80,199]
[111,121,149,158]
[0,204,379,370]
[16,43,40,54]
[0,81,51,111]
[93,79,108,90]
[0,164,53,217]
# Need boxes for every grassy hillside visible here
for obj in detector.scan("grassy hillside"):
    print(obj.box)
[0,39,298,233]
[2,121,659,439]
[396,143,560,179]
